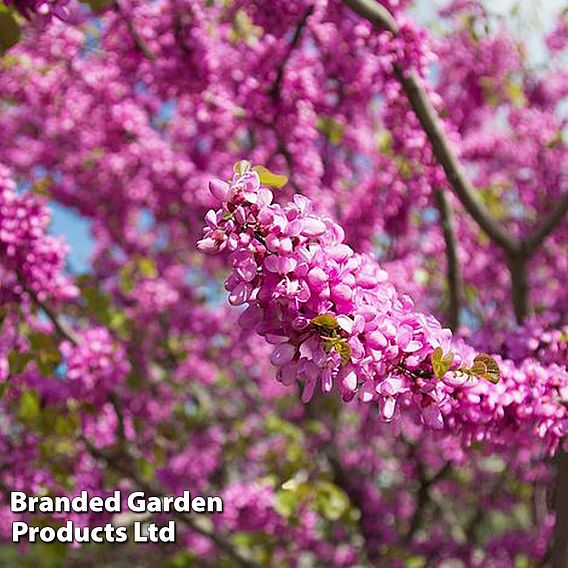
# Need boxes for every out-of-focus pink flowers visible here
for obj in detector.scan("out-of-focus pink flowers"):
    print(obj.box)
[0,165,77,303]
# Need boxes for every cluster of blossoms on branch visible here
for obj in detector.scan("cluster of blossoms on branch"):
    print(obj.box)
[199,162,567,452]
[198,161,465,428]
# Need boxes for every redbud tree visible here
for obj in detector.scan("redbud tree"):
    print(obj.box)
[0,0,566,566]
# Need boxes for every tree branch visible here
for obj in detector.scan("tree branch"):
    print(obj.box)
[524,192,568,257]
[341,0,520,255]
[403,452,451,544]
[553,450,568,568]
[393,68,520,254]
[20,278,80,346]
[269,5,314,100]
[434,189,463,330]
[84,440,261,568]
[113,0,155,62]
[506,249,530,324]
[341,0,398,34]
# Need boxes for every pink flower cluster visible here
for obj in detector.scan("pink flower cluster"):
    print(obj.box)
[0,165,77,304]
[61,327,129,403]
[448,357,567,454]
[217,481,285,534]
[199,162,475,429]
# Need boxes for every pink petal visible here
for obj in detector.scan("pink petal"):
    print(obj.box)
[270,343,296,366]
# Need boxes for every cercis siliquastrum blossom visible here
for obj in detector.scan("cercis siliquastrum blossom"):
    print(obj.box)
[0,164,77,304]
[198,161,500,430]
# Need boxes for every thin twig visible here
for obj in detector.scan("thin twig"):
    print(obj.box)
[434,189,463,330]
[524,192,568,257]
[83,439,261,568]
[113,0,155,61]
[20,278,80,345]
[269,6,315,100]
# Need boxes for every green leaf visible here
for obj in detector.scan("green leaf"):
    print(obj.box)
[315,481,350,521]
[431,347,454,378]
[137,257,158,279]
[229,9,262,45]
[311,314,338,331]
[505,79,526,108]
[274,489,298,519]
[335,341,351,367]
[78,0,112,11]
[0,11,20,55]
[136,458,155,482]
[470,353,500,384]
[29,332,61,376]
[233,159,251,176]
[55,413,80,436]
[19,389,40,422]
[376,131,393,155]
[316,116,345,145]
[8,351,33,375]
[251,165,288,189]
[31,176,52,197]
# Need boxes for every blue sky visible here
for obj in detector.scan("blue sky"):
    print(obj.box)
[50,202,93,274]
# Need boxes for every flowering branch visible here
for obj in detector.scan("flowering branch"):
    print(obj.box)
[270,5,314,101]
[197,162,505,430]
[113,0,155,62]
[84,440,261,568]
[19,276,80,346]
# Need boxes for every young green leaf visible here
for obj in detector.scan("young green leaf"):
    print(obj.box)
[8,351,33,375]
[431,347,454,378]
[233,159,251,176]
[0,11,20,55]
[470,353,500,384]
[311,314,338,331]
[335,341,351,367]
[252,165,289,189]
[19,390,40,422]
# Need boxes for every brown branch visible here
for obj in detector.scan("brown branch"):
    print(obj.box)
[20,278,80,346]
[524,192,568,257]
[341,0,398,34]
[269,6,314,100]
[404,459,451,544]
[341,0,520,255]
[108,392,126,442]
[113,0,155,62]
[84,440,261,568]
[393,68,520,254]
[552,450,568,568]
[506,248,530,324]
[434,189,463,330]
